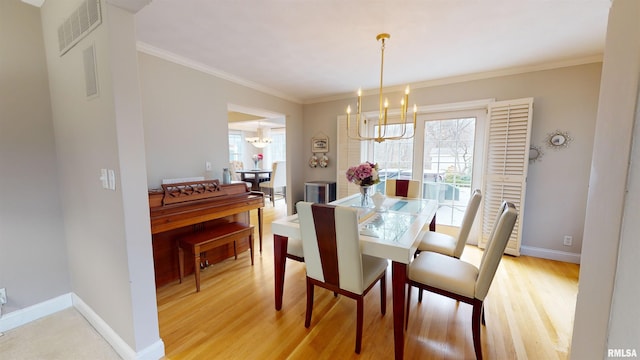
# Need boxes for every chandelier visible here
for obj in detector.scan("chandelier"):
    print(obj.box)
[346,33,417,143]
[246,126,272,148]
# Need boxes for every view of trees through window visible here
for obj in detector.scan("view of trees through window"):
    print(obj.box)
[424,118,476,226]
[373,123,414,193]
[372,117,476,227]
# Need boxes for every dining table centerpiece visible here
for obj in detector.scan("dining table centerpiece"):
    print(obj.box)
[346,161,380,207]
[252,153,263,169]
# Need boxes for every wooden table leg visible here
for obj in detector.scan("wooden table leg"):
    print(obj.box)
[392,261,407,360]
[249,232,254,265]
[274,234,288,310]
[258,208,264,253]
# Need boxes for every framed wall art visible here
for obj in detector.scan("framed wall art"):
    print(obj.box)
[311,134,329,153]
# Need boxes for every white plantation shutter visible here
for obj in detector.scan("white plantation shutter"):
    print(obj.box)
[480,98,533,256]
[337,115,365,198]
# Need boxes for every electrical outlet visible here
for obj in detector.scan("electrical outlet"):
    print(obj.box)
[563,235,573,246]
[0,288,6,305]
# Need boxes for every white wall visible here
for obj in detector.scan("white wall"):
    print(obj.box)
[39,1,161,356]
[0,0,70,314]
[571,0,640,357]
[303,63,602,260]
[138,52,305,214]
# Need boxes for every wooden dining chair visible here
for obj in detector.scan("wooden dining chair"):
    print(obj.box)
[296,201,388,354]
[385,179,420,198]
[405,202,517,360]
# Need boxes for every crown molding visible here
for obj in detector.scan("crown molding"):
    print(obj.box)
[137,40,601,106]
[304,54,603,104]
[136,42,302,104]
[20,0,45,7]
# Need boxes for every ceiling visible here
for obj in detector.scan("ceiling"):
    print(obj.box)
[135,0,611,105]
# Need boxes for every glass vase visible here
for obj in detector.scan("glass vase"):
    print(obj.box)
[359,185,372,207]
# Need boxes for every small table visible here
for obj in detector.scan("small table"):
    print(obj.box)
[272,195,437,360]
[236,169,272,191]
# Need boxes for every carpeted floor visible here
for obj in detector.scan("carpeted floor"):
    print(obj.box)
[0,308,121,359]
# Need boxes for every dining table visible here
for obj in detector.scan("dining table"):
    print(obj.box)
[271,194,437,360]
[235,169,272,191]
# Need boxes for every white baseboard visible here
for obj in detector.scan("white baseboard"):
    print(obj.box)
[520,245,581,264]
[0,292,164,360]
[72,293,165,360]
[0,293,72,332]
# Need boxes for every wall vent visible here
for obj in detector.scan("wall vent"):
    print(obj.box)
[57,0,102,56]
[83,44,99,98]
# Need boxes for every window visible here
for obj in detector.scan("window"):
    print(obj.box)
[423,118,476,226]
[229,132,244,162]
[269,128,286,162]
[372,123,414,193]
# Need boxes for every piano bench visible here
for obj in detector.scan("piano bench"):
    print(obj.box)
[178,222,255,292]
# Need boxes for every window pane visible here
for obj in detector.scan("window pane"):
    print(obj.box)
[423,118,475,227]
[270,130,286,162]
[229,132,243,162]
[372,123,414,194]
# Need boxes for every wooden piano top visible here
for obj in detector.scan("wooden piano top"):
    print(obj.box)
[149,180,264,234]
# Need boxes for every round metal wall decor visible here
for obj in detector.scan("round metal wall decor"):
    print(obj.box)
[545,130,572,150]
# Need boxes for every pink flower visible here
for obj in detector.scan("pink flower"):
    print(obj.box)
[346,162,380,186]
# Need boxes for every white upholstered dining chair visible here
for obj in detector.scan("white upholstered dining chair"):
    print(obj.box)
[296,201,388,354]
[260,161,286,206]
[418,188,482,259]
[405,201,517,360]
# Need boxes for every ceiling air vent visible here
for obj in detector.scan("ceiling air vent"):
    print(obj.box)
[57,0,102,56]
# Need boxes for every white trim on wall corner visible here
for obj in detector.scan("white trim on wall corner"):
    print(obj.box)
[0,293,164,360]
[520,245,581,264]
[72,293,165,360]
[0,293,72,332]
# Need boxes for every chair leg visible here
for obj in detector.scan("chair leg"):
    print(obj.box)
[472,299,484,360]
[380,271,386,315]
[305,278,314,328]
[481,304,486,325]
[233,241,237,259]
[270,188,275,206]
[418,287,423,303]
[194,252,201,292]
[405,284,412,330]
[355,297,363,354]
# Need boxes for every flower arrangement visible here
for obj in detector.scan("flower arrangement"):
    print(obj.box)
[252,153,263,169]
[346,162,380,186]
[252,153,263,162]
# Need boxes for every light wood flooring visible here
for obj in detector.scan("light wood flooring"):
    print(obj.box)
[156,201,579,359]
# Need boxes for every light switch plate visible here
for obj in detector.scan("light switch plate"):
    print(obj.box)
[108,169,116,190]
[100,169,109,189]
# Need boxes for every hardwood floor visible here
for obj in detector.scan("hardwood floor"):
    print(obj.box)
[156,201,579,359]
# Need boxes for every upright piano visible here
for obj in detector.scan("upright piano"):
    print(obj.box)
[149,180,264,287]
